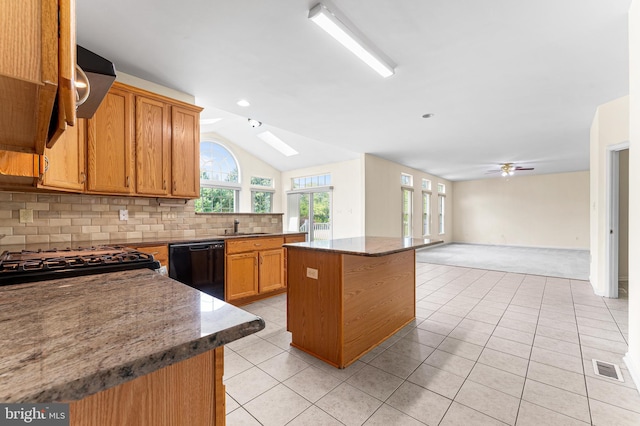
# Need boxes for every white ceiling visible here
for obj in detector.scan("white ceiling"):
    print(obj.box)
[76,0,631,181]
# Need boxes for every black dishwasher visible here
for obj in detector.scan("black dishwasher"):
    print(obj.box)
[169,241,225,300]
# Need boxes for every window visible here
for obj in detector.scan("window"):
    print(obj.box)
[401,173,413,186]
[402,188,413,237]
[195,141,240,213]
[251,176,274,213]
[422,192,431,236]
[438,194,445,234]
[292,174,331,189]
[437,183,446,194]
[422,179,431,191]
[250,176,273,187]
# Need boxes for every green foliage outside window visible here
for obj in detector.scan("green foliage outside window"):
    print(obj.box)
[195,187,236,213]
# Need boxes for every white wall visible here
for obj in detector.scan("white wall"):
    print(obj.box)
[116,71,195,104]
[200,133,283,214]
[589,96,629,295]
[624,0,640,392]
[363,154,453,240]
[452,172,589,249]
[281,158,365,239]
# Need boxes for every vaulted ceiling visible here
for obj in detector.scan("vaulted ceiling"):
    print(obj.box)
[77,0,631,181]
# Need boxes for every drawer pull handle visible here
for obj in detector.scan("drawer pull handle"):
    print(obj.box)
[254,243,261,246]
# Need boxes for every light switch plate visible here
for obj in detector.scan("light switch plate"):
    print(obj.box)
[19,209,33,223]
[119,209,129,221]
[306,267,318,280]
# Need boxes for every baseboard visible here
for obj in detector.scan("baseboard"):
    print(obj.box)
[450,241,589,251]
[623,353,640,395]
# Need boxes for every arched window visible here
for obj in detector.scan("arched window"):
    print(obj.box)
[195,141,241,213]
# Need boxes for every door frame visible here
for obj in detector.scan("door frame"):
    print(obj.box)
[605,141,629,298]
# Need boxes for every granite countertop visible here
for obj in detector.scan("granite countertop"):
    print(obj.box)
[0,231,307,253]
[0,269,264,403]
[284,236,443,256]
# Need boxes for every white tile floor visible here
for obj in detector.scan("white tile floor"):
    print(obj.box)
[224,263,638,425]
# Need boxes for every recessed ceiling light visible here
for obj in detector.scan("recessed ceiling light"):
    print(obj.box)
[422,113,434,118]
[257,131,298,157]
[237,99,250,107]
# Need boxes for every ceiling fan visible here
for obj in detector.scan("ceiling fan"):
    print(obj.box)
[487,163,535,177]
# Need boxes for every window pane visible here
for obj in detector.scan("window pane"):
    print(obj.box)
[291,174,331,189]
[251,176,273,187]
[200,142,239,183]
[437,183,446,194]
[401,173,413,186]
[402,188,413,237]
[423,192,431,236]
[252,191,273,213]
[195,187,236,213]
[438,194,445,234]
[422,179,431,191]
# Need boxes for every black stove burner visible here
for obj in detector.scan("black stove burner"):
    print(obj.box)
[0,245,161,286]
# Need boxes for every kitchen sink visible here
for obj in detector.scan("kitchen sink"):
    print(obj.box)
[229,232,270,236]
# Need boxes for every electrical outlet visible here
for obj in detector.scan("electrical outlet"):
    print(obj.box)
[161,212,177,220]
[306,267,318,280]
[19,209,33,223]
[119,209,128,221]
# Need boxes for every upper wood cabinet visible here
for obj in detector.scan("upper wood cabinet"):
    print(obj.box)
[171,106,200,198]
[0,0,76,154]
[135,96,170,196]
[40,118,86,192]
[86,86,135,194]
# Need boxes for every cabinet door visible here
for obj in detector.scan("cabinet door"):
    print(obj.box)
[132,245,169,274]
[86,86,134,194]
[171,106,199,198]
[259,248,285,293]
[226,252,259,301]
[135,96,170,196]
[41,119,86,191]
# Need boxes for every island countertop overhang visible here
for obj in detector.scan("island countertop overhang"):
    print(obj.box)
[0,269,264,403]
[283,236,443,256]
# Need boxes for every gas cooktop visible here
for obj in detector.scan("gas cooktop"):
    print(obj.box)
[0,245,161,286]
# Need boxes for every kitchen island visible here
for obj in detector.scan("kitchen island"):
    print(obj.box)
[285,237,442,368]
[0,269,264,425]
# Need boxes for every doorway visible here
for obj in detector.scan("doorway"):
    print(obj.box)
[606,143,630,298]
[287,190,332,241]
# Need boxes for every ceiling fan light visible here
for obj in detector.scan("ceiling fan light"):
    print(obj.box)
[501,171,508,177]
[509,171,514,176]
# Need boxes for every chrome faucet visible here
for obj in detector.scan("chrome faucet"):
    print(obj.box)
[233,219,239,234]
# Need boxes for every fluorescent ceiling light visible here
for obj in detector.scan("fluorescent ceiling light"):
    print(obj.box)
[257,131,298,157]
[308,3,395,78]
[237,99,250,107]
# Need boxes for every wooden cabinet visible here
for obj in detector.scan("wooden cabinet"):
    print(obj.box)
[225,237,287,304]
[171,106,200,198]
[0,150,42,188]
[258,248,285,293]
[135,96,170,196]
[0,0,76,155]
[131,245,169,274]
[70,347,225,426]
[83,82,201,199]
[226,252,259,300]
[40,119,86,191]
[86,86,135,194]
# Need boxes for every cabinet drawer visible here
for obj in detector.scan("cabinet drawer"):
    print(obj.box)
[131,245,169,272]
[226,237,284,255]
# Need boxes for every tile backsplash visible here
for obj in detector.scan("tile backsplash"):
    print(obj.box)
[0,192,283,246]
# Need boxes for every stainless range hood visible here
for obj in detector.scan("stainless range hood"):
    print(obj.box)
[76,46,116,118]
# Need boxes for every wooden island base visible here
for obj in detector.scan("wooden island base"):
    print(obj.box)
[70,347,225,426]
[287,248,416,368]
